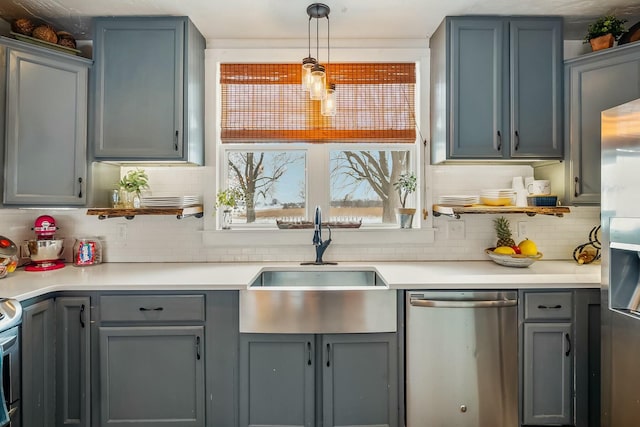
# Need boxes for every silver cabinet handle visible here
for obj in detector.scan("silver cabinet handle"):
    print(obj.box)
[410,299,517,308]
[514,130,520,151]
[496,130,502,151]
[574,176,580,197]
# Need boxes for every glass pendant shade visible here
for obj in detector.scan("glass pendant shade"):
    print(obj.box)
[321,83,336,116]
[301,57,316,91]
[309,64,326,100]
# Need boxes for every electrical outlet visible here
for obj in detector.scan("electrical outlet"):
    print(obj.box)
[117,223,127,241]
[518,221,528,238]
[447,220,465,239]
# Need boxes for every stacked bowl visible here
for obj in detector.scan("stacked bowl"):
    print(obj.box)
[480,189,515,206]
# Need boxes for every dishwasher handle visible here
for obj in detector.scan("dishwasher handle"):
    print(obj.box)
[410,298,517,308]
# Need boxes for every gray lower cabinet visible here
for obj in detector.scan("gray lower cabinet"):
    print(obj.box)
[56,297,91,427]
[92,17,204,163]
[0,37,90,206]
[521,289,600,426]
[97,293,206,427]
[322,334,398,427]
[22,299,56,427]
[565,43,640,204]
[98,325,205,427]
[430,16,562,162]
[240,334,315,427]
[22,296,92,427]
[523,322,573,425]
[240,333,398,427]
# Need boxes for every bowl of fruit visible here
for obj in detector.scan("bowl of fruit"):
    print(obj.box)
[486,217,543,267]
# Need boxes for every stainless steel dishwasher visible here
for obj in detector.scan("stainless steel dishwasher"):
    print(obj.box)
[406,291,518,427]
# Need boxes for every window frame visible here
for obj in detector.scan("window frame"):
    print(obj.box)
[203,43,434,246]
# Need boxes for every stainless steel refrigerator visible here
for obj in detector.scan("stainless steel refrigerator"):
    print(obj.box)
[601,97,640,427]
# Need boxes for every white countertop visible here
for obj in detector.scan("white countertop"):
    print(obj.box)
[0,261,601,301]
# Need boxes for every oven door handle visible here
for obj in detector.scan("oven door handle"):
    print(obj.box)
[0,335,17,353]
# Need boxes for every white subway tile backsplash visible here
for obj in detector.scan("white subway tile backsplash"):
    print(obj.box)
[0,164,600,263]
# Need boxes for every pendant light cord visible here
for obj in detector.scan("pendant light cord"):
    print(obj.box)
[308,15,312,58]
[316,8,320,64]
[326,15,330,81]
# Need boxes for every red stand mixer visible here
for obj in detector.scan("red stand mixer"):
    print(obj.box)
[24,215,65,271]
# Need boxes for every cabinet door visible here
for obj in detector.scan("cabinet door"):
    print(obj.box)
[509,18,563,158]
[4,47,88,205]
[93,18,184,159]
[22,299,55,427]
[99,326,204,427]
[566,44,640,204]
[449,18,507,159]
[239,334,315,427]
[523,322,573,425]
[56,297,91,427]
[574,290,601,427]
[322,333,398,427]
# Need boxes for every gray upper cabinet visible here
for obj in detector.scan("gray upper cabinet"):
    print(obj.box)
[564,43,640,205]
[92,17,204,163]
[1,38,90,205]
[430,16,563,163]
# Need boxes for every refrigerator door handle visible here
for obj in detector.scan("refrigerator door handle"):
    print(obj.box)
[410,298,517,308]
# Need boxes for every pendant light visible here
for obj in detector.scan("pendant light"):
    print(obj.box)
[321,83,336,116]
[302,3,336,113]
[301,13,316,91]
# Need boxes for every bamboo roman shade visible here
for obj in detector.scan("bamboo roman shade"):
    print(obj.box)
[220,63,416,143]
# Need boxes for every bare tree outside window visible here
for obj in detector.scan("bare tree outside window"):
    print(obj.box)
[330,150,411,224]
[227,151,306,223]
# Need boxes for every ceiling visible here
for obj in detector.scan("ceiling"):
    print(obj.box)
[1,0,640,41]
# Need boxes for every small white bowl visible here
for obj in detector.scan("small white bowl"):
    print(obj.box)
[485,248,543,268]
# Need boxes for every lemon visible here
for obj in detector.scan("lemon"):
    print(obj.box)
[518,239,538,256]
[494,246,516,255]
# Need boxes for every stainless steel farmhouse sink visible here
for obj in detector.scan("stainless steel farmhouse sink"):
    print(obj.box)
[249,268,387,289]
[240,267,397,334]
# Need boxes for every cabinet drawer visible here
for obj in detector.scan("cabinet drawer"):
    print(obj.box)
[100,295,205,322]
[524,292,572,320]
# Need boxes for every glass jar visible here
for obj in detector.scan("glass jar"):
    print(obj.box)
[221,209,232,230]
[73,238,102,266]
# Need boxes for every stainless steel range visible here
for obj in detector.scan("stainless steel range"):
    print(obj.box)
[0,299,22,427]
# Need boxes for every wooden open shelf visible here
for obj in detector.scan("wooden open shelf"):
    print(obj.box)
[87,205,204,220]
[432,204,570,219]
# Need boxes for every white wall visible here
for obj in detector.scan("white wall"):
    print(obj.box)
[0,163,599,263]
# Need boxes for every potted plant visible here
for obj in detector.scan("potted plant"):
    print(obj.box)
[216,187,243,229]
[584,15,627,51]
[118,169,150,208]
[393,172,417,229]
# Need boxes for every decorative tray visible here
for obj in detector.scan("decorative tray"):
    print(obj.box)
[276,219,362,229]
[10,31,81,55]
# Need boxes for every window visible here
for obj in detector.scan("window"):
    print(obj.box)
[218,63,418,229]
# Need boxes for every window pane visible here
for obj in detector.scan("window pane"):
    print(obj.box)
[226,151,306,225]
[329,150,412,225]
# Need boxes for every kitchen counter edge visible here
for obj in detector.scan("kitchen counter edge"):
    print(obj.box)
[0,261,601,302]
